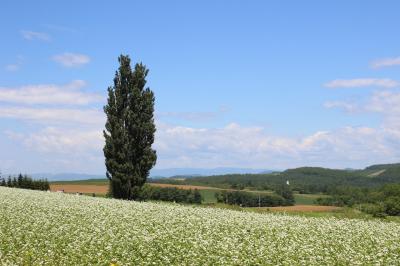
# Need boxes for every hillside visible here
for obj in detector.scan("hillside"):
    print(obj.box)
[152,163,400,193]
[1,187,399,265]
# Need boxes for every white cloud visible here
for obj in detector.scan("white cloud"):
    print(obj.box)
[324,101,359,113]
[4,115,400,170]
[4,55,24,72]
[4,127,104,174]
[367,90,400,114]
[0,107,104,125]
[20,30,50,41]
[5,64,19,72]
[52,53,90,67]
[3,78,400,171]
[327,89,400,128]
[370,57,400,69]
[17,127,103,154]
[324,78,399,88]
[0,80,103,105]
[153,122,400,169]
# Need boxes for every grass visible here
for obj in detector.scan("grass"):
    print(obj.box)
[199,189,219,203]
[52,179,331,206]
[294,193,329,205]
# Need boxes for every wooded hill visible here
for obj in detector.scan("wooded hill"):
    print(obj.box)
[149,163,400,194]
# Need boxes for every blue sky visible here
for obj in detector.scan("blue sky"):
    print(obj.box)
[1,1,400,174]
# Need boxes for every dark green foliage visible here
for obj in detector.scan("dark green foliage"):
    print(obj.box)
[316,184,400,216]
[384,197,400,216]
[152,164,400,194]
[103,55,156,200]
[137,185,202,204]
[275,184,295,205]
[193,189,202,203]
[359,203,387,218]
[215,191,292,207]
[17,174,23,187]
[364,163,400,171]
[1,174,49,191]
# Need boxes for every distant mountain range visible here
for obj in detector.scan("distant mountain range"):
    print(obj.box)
[15,163,400,182]
[153,163,400,193]
[27,168,275,181]
[150,167,274,178]
[31,173,106,181]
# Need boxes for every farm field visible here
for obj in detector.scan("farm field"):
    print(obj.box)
[50,181,326,206]
[265,205,340,212]
[1,186,399,265]
[50,184,108,194]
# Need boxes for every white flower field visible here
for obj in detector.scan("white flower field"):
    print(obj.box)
[0,186,399,265]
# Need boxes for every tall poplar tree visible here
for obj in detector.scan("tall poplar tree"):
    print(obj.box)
[103,55,157,199]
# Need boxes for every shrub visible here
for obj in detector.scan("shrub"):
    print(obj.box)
[138,185,202,204]
[359,203,387,218]
[215,191,292,207]
[384,197,400,216]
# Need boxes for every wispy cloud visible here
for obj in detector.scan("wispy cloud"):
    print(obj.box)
[324,101,359,113]
[52,53,90,67]
[6,127,103,154]
[0,80,103,105]
[366,90,400,122]
[20,30,50,41]
[0,107,104,125]
[5,64,20,72]
[370,56,400,69]
[325,88,400,129]
[324,78,399,88]
[4,55,24,72]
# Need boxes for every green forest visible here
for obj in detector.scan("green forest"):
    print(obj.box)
[150,163,400,216]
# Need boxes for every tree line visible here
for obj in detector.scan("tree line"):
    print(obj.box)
[152,166,400,194]
[216,185,295,207]
[136,185,202,204]
[0,174,50,191]
[316,184,400,217]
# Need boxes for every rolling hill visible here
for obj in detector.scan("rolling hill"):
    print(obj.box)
[151,163,400,193]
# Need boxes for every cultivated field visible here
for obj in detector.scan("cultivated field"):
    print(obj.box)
[1,187,399,265]
[50,184,108,194]
[49,183,219,195]
[50,182,327,206]
[266,205,340,212]
[50,182,260,192]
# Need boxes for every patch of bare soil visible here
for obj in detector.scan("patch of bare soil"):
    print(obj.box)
[50,184,108,194]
